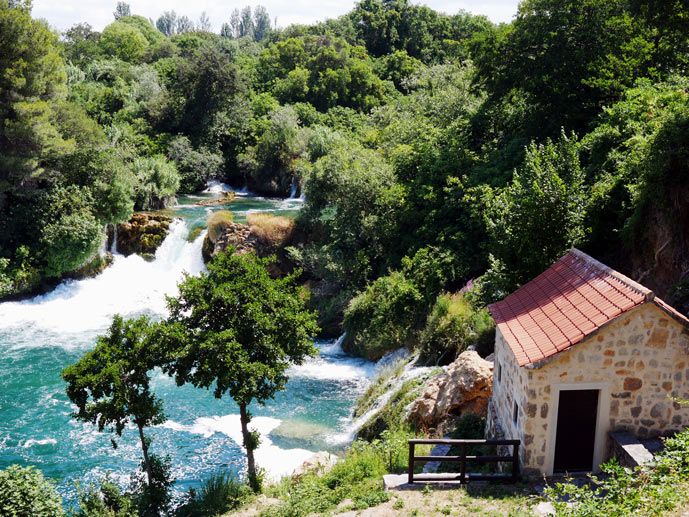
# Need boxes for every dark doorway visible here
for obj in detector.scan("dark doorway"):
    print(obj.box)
[553,389,599,472]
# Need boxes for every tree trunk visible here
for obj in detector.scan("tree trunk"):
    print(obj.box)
[239,402,259,491]
[138,422,154,486]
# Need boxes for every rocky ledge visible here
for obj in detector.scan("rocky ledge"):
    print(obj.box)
[203,222,292,276]
[407,350,493,431]
[113,213,172,259]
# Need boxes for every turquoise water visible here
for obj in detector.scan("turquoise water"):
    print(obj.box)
[0,187,374,507]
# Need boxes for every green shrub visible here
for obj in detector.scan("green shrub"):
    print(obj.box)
[343,271,424,360]
[132,155,180,210]
[0,465,64,517]
[175,472,250,517]
[417,293,495,365]
[206,210,234,244]
[544,428,689,516]
[75,476,138,517]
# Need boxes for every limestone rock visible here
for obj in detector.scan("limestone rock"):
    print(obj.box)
[407,350,493,429]
[291,451,337,478]
[205,222,292,276]
[115,213,172,257]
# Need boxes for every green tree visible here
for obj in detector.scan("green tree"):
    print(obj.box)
[113,1,130,20]
[484,132,588,295]
[157,250,319,491]
[0,0,66,203]
[100,21,148,63]
[0,465,64,517]
[62,315,165,490]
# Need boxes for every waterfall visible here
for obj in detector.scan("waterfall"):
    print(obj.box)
[0,220,206,336]
[289,180,298,199]
[110,225,118,254]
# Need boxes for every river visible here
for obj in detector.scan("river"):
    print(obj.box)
[0,185,375,506]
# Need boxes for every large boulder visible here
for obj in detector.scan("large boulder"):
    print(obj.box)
[115,213,172,258]
[407,350,493,430]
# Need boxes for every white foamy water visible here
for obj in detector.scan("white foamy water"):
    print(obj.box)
[289,338,377,381]
[162,415,314,479]
[0,220,205,337]
[23,438,57,448]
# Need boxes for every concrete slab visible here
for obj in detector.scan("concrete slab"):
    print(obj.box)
[383,474,463,491]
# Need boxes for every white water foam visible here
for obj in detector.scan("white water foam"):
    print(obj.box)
[0,220,206,337]
[162,415,313,479]
[289,338,377,381]
[23,438,57,448]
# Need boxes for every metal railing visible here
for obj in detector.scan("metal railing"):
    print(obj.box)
[407,438,520,484]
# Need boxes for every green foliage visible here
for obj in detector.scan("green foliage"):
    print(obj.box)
[130,454,173,517]
[264,428,418,517]
[175,472,251,517]
[0,465,64,517]
[258,35,385,112]
[418,293,495,365]
[157,250,319,489]
[62,314,167,506]
[343,271,423,361]
[303,142,404,286]
[75,476,138,517]
[38,185,103,277]
[132,155,180,210]
[167,136,223,193]
[483,132,588,298]
[100,21,149,63]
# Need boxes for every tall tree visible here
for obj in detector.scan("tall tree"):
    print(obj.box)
[62,315,165,489]
[176,15,194,34]
[198,11,211,32]
[156,10,177,37]
[0,0,66,205]
[239,6,253,39]
[253,5,271,41]
[157,251,319,491]
[113,1,130,20]
[229,8,240,38]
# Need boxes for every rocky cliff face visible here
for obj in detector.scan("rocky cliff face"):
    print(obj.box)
[407,350,493,431]
[113,213,172,259]
[203,222,292,277]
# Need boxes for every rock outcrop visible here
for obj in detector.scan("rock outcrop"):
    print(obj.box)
[407,350,493,430]
[203,222,292,276]
[292,451,337,478]
[195,191,236,206]
[115,213,172,259]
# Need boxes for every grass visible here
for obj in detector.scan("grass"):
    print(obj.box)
[246,212,295,248]
[353,358,408,419]
[207,210,234,243]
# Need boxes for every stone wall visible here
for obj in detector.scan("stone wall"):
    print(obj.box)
[507,302,689,476]
[490,328,530,471]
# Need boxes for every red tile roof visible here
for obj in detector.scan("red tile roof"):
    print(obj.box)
[488,249,689,367]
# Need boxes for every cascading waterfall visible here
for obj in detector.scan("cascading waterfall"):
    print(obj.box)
[289,180,298,199]
[0,195,383,505]
[110,225,118,254]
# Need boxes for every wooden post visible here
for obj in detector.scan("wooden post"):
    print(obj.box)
[408,442,415,484]
[512,443,519,482]
[460,443,467,484]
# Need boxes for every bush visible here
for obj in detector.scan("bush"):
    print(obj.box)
[0,465,64,517]
[417,293,495,365]
[75,476,137,517]
[206,210,233,244]
[246,212,295,248]
[38,185,104,277]
[343,271,424,360]
[175,472,250,517]
[167,136,224,194]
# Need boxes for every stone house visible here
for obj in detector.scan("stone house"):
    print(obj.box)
[485,248,689,477]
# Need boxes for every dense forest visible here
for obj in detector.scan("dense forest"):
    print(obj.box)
[2,0,689,363]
